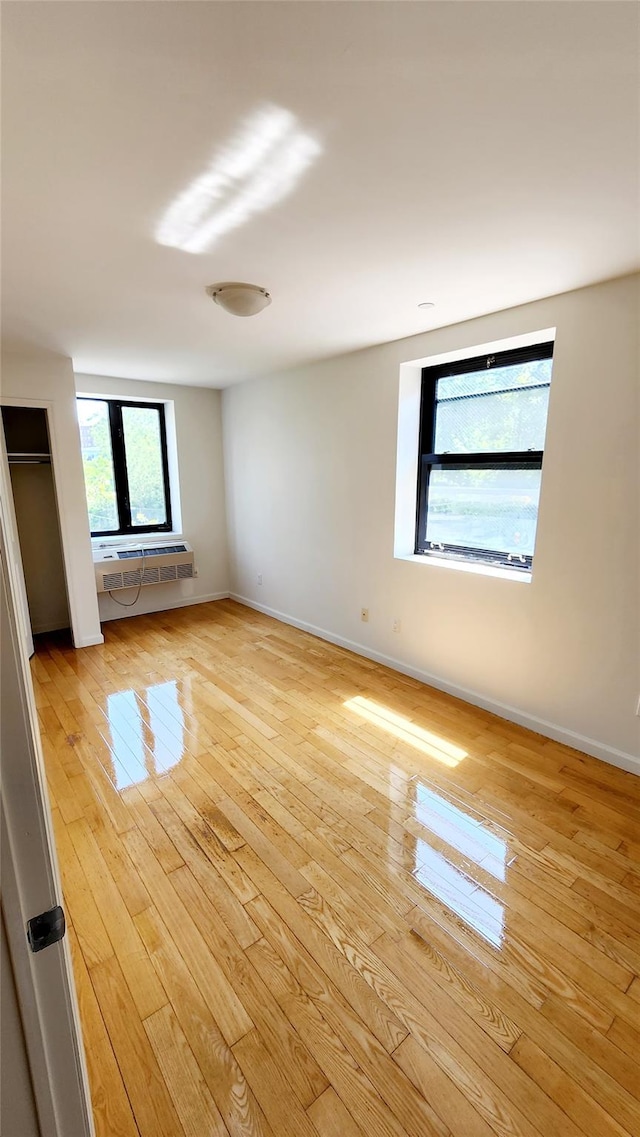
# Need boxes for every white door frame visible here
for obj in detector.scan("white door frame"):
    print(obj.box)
[1,394,84,649]
[1,449,94,1136]
[0,413,34,657]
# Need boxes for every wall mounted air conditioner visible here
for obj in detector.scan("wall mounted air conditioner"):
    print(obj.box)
[93,540,195,593]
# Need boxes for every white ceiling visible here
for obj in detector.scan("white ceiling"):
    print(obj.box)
[2,2,638,388]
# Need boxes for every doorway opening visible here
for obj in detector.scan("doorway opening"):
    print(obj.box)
[2,405,71,648]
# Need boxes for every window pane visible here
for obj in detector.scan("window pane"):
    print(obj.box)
[121,405,167,527]
[425,465,542,557]
[437,358,552,400]
[77,399,119,533]
[434,359,552,453]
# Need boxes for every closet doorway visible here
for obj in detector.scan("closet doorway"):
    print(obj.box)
[1,405,70,650]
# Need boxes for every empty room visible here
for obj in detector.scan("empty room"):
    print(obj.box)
[1,2,639,1136]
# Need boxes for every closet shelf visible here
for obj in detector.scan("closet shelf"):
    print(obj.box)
[7,452,51,464]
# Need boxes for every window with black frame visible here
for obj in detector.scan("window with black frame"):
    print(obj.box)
[77,398,172,537]
[415,341,554,572]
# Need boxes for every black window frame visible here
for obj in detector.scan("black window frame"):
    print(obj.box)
[415,341,554,572]
[78,397,173,538]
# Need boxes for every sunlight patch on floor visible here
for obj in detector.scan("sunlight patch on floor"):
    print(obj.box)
[343,695,466,767]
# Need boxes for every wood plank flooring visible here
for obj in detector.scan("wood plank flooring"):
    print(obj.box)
[32,599,640,1137]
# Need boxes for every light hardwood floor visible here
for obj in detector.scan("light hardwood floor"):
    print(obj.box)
[33,599,640,1137]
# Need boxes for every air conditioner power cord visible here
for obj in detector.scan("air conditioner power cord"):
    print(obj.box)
[108,547,147,607]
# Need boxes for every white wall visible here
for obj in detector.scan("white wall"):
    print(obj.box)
[1,346,103,648]
[10,464,70,633]
[223,275,640,771]
[75,374,229,621]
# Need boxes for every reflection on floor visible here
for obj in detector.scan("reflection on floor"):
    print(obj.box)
[411,778,514,948]
[33,601,640,1137]
[106,680,185,788]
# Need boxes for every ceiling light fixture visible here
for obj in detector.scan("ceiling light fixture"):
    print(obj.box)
[418,301,435,310]
[206,282,272,317]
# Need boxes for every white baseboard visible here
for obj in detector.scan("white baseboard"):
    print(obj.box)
[231,593,640,777]
[99,591,230,623]
[75,633,105,647]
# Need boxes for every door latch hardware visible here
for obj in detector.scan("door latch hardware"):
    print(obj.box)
[26,905,66,953]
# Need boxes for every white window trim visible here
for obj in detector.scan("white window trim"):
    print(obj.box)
[90,531,186,548]
[396,553,531,584]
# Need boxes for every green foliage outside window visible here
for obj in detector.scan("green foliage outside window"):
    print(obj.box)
[78,399,168,533]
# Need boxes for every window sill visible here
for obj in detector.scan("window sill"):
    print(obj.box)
[91,532,184,549]
[396,553,531,584]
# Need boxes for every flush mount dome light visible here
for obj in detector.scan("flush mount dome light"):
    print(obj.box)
[206,282,271,317]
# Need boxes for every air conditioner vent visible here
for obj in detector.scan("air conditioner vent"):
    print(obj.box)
[117,544,188,559]
[103,571,123,591]
[93,541,195,593]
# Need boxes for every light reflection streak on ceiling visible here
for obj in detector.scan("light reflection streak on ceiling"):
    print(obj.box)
[155,104,321,253]
[343,696,467,767]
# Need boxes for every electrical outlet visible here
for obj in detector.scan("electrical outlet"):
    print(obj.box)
[636,695,640,716]
[257,573,263,585]
[193,567,199,578]
[360,607,369,623]
[393,619,401,633]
